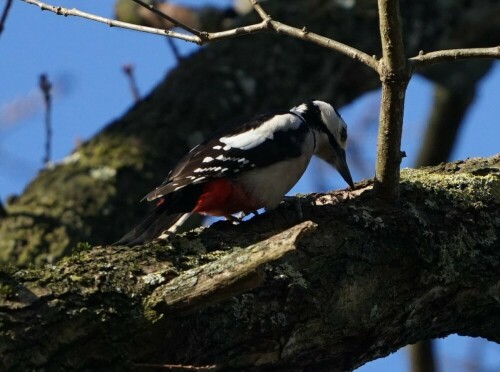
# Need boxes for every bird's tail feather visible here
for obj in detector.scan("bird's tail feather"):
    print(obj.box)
[113,204,187,247]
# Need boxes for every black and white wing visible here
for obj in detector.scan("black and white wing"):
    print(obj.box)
[144,111,311,201]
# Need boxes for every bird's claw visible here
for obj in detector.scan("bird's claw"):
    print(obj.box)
[225,210,260,224]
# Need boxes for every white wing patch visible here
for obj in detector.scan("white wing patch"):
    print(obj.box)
[219,113,302,150]
[214,154,250,166]
[202,157,214,163]
[194,167,222,173]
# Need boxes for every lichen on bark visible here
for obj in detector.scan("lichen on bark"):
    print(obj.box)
[0,156,499,371]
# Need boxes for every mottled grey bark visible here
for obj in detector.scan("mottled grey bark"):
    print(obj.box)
[0,156,499,371]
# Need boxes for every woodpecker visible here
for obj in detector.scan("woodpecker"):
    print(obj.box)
[114,100,354,246]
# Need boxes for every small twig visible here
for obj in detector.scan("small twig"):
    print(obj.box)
[122,64,141,102]
[39,74,52,166]
[134,363,217,371]
[130,0,202,37]
[410,47,500,69]
[0,0,13,38]
[21,0,201,44]
[204,20,269,42]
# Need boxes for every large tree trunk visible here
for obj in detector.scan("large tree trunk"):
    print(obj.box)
[1,156,499,371]
[1,0,499,265]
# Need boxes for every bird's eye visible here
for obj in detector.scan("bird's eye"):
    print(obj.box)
[340,127,347,142]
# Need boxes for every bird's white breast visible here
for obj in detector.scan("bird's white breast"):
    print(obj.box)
[235,131,315,210]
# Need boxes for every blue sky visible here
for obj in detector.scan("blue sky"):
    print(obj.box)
[1,1,499,370]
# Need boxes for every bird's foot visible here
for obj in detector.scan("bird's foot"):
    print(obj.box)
[224,214,242,224]
[225,210,260,224]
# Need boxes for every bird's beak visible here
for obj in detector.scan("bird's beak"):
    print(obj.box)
[336,149,354,189]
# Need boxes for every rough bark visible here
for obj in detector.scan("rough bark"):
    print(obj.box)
[1,0,500,266]
[1,156,499,371]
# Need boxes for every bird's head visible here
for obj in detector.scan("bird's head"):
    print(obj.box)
[292,100,354,189]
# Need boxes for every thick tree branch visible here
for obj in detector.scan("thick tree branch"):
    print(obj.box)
[4,3,500,370]
[148,221,316,315]
[1,156,499,371]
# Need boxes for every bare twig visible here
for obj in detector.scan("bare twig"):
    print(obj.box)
[205,20,269,43]
[21,0,201,44]
[130,0,202,37]
[0,0,13,38]
[21,0,267,45]
[410,47,500,69]
[39,74,52,166]
[122,64,141,102]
